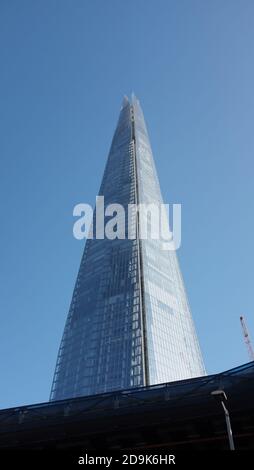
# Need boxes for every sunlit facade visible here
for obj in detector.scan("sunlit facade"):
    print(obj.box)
[50,95,205,401]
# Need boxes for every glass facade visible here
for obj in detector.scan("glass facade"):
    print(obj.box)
[50,95,205,401]
[133,97,205,384]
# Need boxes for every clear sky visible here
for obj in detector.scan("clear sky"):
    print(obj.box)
[0,0,254,409]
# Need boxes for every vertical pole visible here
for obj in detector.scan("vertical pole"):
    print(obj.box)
[221,401,235,450]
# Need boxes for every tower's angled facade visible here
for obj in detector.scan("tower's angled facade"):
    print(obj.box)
[50,96,205,401]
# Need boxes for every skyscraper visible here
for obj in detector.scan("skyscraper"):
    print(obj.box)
[50,95,205,401]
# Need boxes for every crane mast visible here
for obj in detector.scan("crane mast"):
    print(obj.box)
[240,315,254,362]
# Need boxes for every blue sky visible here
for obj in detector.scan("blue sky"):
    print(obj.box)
[0,0,254,409]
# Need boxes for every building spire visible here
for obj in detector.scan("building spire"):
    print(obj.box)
[121,95,129,109]
[131,91,137,104]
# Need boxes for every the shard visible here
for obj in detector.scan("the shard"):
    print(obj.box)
[50,95,205,401]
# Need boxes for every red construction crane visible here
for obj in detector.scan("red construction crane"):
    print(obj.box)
[240,315,254,362]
